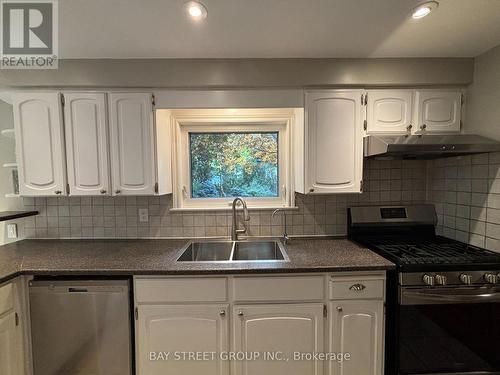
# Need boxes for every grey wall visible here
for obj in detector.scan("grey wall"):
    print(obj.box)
[465,44,500,141]
[0,58,473,88]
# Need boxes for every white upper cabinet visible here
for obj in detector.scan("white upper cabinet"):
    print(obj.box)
[108,93,156,195]
[233,303,324,375]
[414,90,462,133]
[63,93,110,196]
[366,90,413,135]
[303,90,363,194]
[13,92,67,196]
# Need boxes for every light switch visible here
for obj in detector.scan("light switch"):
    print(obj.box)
[138,208,149,223]
[7,223,18,239]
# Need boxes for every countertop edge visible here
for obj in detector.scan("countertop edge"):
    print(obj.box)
[1,264,395,284]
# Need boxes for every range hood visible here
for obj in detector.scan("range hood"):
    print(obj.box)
[364,134,500,159]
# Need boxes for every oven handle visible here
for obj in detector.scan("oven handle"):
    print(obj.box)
[400,287,500,305]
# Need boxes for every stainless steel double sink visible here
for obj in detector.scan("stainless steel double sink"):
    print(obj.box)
[177,240,289,262]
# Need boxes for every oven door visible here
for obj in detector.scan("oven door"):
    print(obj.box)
[398,286,500,375]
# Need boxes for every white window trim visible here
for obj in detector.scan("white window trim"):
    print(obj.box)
[170,108,301,210]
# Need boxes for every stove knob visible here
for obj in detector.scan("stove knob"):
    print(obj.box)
[459,274,473,285]
[484,273,498,284]
[435,274,447,286]
[422,274,436,286]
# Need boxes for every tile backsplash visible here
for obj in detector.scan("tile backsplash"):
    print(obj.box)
[427,152,500,252]
[22,159,427,239]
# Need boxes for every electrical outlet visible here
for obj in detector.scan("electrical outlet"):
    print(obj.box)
[7,224,18,239]
[138,208,149,223]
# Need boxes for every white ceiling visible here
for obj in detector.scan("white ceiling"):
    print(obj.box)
[59,0,500,58]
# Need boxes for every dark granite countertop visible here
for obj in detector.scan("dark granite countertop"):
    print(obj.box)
[0,238,394,283]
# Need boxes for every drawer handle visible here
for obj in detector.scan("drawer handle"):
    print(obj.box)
[219,310,226,317]
[238,311,244,317]
[349,283,366,292]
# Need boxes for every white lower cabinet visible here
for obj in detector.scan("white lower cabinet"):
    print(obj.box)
[136,304,229,375]
[0,278,30,375]
[328,300,384,375]
[0,311,21,375]
[232,303,324,375]
[134,273,384,375]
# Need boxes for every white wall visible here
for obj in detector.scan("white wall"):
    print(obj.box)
[465,44,500,141]
[0,99,25,245]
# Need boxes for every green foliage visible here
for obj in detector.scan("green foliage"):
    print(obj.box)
[190,132,278,198]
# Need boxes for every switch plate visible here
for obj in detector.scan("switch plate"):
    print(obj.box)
[7,223,18,239]
[138,208,149,223]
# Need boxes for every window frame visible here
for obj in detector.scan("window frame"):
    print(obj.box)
[171,109,297,210]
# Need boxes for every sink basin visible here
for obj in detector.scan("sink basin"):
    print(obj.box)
[177,241,233,262]
[232,241,288,261]
[177,240,289,262]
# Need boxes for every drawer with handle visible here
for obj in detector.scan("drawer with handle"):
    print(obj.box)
[329,275,384,300]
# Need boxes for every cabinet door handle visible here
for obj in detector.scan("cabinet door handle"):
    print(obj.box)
[420,124,427,131]
[238,311,244,317]
[54,190,62,195]
[349,283,366,292]
[406,124,412,132]
[219,310,226,317]
[337,306,343,312]
[115,190,121,194]
[100,189,107,194]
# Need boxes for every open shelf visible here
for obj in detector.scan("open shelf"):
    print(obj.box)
[0,210,38,222]
[1,129,15,139]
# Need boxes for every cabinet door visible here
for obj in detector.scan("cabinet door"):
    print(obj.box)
[329,300,384,375]
[63,93,110,196]
[414,91,462,133]
[0,311,21,375]
[109,93,156,195]
[366,90,412,134]
[305,91,363,194]
[137,304,229,375]
[233,304,324,375]
[13,92,66,196]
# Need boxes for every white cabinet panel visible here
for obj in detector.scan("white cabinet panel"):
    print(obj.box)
[329,300,384,375]
[0,311,20,375]
[137,304,229,375]
[414,91,462,133]
[13,93,66,196]
[63,93,110,196]
[305,91,363,194]
[233,303,324,375]
[366,90,413,134]
[109,93,156,195]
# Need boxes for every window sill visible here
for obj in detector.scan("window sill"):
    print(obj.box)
[169,206,299,213]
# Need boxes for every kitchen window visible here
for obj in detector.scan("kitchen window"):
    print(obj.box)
[170,108,300,210]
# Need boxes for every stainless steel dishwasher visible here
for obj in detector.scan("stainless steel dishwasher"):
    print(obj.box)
[29,280,132,375]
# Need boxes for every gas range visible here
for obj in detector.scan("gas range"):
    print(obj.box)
[349,205,500,375]
[349,204,500,275]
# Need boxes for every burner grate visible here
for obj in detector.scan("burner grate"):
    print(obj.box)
[363,237,500,265]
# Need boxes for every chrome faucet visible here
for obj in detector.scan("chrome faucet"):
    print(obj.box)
[272,208,289,244]
[231,197,250,241]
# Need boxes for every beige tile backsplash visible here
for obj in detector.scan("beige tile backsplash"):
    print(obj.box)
[22,159,427,240]
[427,152,500,252]
[21,152,500,252]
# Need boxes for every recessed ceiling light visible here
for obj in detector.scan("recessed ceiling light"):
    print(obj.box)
[411,1,438,19]
[185,1,207,21]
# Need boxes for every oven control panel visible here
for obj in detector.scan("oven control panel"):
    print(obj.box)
[401,271,500,286]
